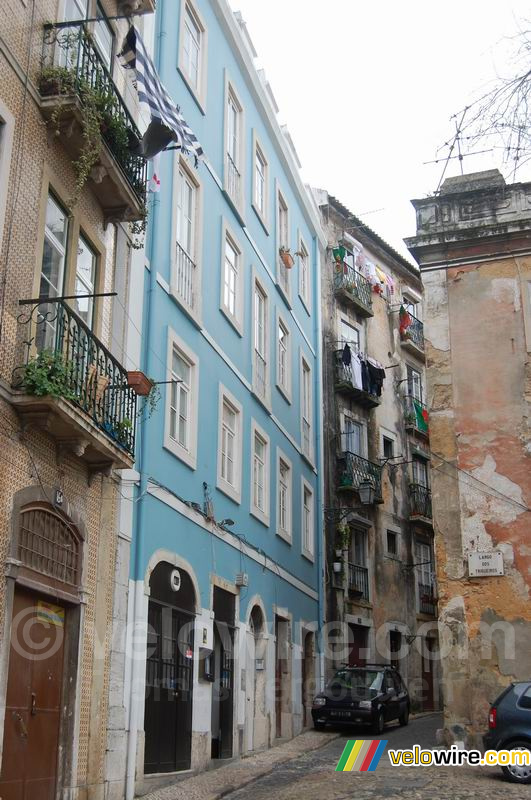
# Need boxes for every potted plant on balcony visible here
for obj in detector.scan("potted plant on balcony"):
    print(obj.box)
[18,350,76,401]
[279,247,295,269]
[127,370,154,396]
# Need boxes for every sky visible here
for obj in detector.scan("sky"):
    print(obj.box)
[229,0,530,260]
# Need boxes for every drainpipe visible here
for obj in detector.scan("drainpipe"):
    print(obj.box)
[125,5,164,799]
[314,237,325,690]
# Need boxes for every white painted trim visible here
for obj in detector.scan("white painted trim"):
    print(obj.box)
[275,179,292,305]
[223,70,246,217]
[144,549,202,610]
[275,308,292,403]
[251,129,269,232]
[170,153,203,325]
[299,349,314,465]
[251,267,272,410]
[163,327,199,470]
[146,483,318,600]
[276,447,292,544]
[220,218,244,336]
[177,0,208,113]
[339,409,368,459]
[216,382,243,504]
[250,418,270,526]
[297,230,311,315]
[301,477,315,562]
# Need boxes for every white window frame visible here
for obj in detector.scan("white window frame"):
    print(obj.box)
[340,411,368,458]
[300,351,313,463]
[223,74,245,213]
[301,478,314,561]
[250,419,270,526]
[251,130,269,230]
[171,155,203,321]
[276,448,292,543]
[276,183,291,302]
[297,232,311,314]
[251,269,271,407]
[216,383,243,504]
[164,328,199,470]
[276,309,291,402]
[177,0,208,112]
[380,427,397,459]
[220,220,244,335]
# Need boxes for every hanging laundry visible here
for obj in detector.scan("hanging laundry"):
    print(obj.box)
[360,359,370,393]
[413,400,429,433]
[341,343,351,366]
[399,305,413,336]
[366,358,386,396]
[351,352,363,390]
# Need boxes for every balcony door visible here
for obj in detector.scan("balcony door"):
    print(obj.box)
[407,365,423,401]
[339,319,361,353]
[415,540,432,587]
[342,416,362,456]
[37,194,69,350]
[412,457,429,488]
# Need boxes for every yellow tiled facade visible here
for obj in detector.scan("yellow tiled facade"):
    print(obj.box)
[0,2,148,796]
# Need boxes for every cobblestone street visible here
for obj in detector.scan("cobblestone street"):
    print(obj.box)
[143,714,530,800]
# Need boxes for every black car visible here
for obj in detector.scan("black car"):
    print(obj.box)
[311,664,410,734]
[483,681,531,784]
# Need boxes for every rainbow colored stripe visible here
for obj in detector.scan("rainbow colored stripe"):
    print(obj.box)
[335,739,387,772]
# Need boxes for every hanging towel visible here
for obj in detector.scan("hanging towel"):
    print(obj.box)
[351,352,363,390]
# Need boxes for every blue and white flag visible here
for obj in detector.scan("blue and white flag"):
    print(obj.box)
[119,26,203,165]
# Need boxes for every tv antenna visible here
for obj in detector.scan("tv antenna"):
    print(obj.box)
[425,107,493,193]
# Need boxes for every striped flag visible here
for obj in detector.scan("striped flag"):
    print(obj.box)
[119,26,203,165]
[335,739,387,772]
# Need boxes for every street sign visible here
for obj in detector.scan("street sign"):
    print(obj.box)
[468,550,504,577]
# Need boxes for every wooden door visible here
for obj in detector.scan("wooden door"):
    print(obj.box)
[0,589,65,800]
[348,624,368,666]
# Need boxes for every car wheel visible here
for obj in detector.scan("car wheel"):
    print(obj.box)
[501,741,531,784]
[399,707,409,726]
[373,710,385,735]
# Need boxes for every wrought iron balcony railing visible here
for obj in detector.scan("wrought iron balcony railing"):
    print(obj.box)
[401,312,424,351]
[418,582,436,615]
[410,483,432,519]
[337,444,383,502]
[404,394,429,437]
[174,242,197,310]
[14,299,137,455]
[226,152,241,207]
[254,349,267,400]
[40,22,147,204]
[333,263,373,313]
[333,348,381,408]
[348,563,369,601]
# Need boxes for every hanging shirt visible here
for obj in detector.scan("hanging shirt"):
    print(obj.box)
[341,343,351,366]
[351,352,363,390]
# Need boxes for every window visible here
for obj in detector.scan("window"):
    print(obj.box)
[277,190,290,296]
[93,3,114,72]
[217,385,242,503]
[178,0,207,108]
[64,0,88,20]
[300,356,312,460]
[340,319,360,351]
[73,234,96,327]
[251,420,269,525]
[298,237,310,311]
[415,540,432,586]
[164,330,198,469]
[383,436,394,459]
[302,480,314,559]
[277,451,292,542]
[225,83,243,208]
[253,279,269,403]
[342,417,362,456]
[413,456,429,487]
[220,225,243,334]
[173,160,201,313]
[387,530,398,556]
[254,142,267,219]
[277,316,291,399]
[403,294,421,321]
[407,365,423,401]
[352,528,367,567]
[37,193,69,349]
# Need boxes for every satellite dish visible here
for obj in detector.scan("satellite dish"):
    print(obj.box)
[170,569,181,592]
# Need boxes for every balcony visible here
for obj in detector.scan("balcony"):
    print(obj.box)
[418,582,437,616]
[400,313,425,357]
[337,447,383,503]
[409,483,433,526]
[174,242,197,312]
[11,299,137,475]
[404,395,429,439]
[333,349,381,409]
[333,263,373,317]
[226,153,242,209]
[348,563,369,602]
[39,22,147,222]
[254,350,267,402]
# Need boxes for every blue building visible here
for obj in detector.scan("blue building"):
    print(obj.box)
[127,0,326,786]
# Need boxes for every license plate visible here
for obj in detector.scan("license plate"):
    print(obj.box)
[330,710,351,718]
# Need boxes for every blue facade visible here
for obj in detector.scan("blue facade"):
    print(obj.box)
[131,0,325,768]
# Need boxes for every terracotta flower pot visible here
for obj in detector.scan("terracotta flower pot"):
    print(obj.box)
[280,249,295,269]
[127,371,153,396]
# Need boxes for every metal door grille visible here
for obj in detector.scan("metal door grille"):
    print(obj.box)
[18,507,80,587]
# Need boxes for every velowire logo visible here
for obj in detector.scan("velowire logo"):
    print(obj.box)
[335,739,388,772]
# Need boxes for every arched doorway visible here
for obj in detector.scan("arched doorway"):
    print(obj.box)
[245,604,267,752]
[301,631,316,728]
[144,561,196,774]
[0,500,83,800]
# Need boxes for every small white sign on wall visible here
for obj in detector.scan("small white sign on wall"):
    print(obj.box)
[468,550,504,577]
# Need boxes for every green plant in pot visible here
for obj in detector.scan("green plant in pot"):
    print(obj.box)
[20,350,76,400]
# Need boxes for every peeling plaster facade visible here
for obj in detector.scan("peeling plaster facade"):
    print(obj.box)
[405,169,531,747]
